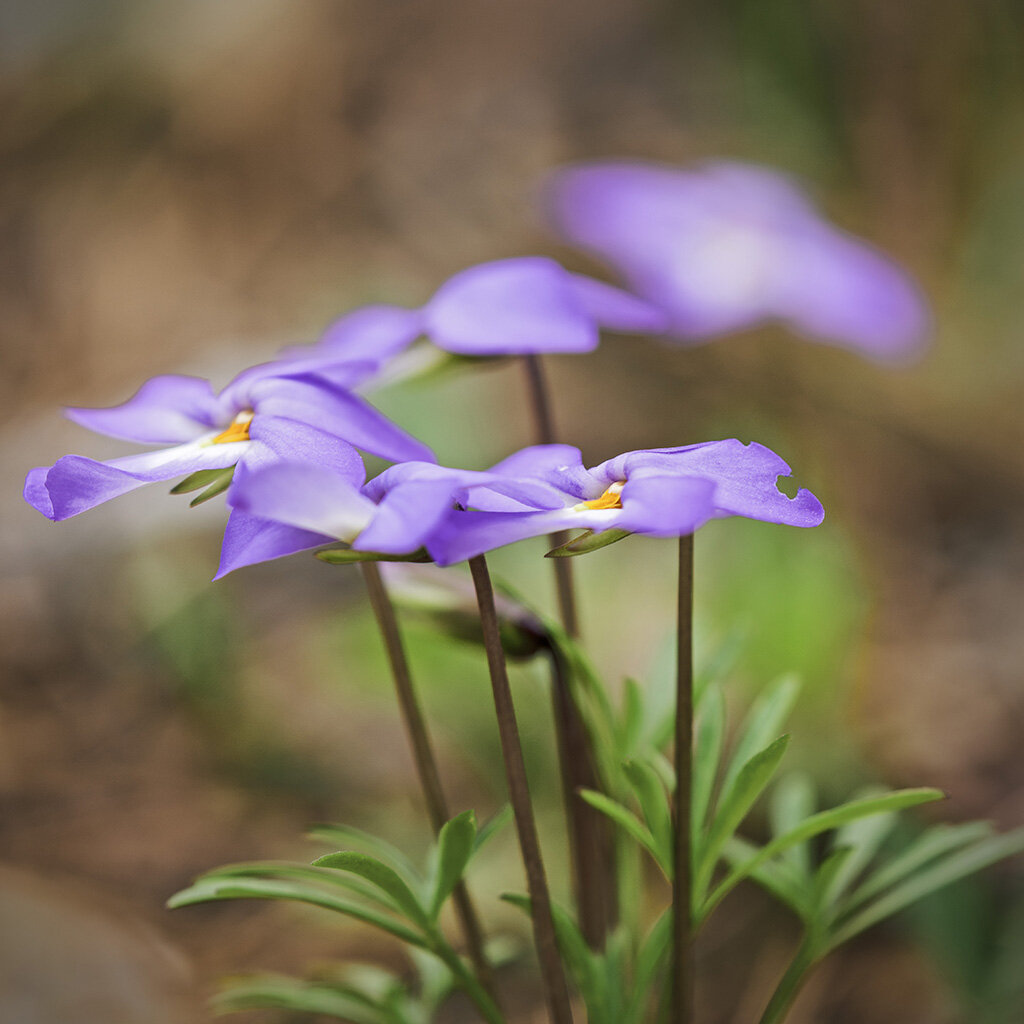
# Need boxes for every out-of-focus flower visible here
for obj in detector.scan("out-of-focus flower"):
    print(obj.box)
[542,161,929,361]
[426,440,824,565]
[24,361,432,526]
[307,256,668,364]
[221,458,561,578]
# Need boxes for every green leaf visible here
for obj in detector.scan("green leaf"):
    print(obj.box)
[813,845,856,914]
[545,529,632,558]
[473,804,512,854]
[769,773,817,882]
[828,827,1024,949]
[624,759,672,867]
[579,789,667,876]
[316,547,432,565]
[722,836,811,918]
[503,894,600,1011]
[624,909,672,1024]
[428,811,477,919]
[311,851,430,929]
[170,466,235,495]
[717,674,801,811]
[843,821,995,914]
[213,973,386,1023]
[696,734,790,900]
[308,824,423,886]
[189,468,236,507]
[691,682,726,840]
[168,874,426,947]
[821,793,899,907]
[617,679,645,760]
[700,787,945,925]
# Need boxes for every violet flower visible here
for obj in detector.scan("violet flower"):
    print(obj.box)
[426,440,824,565]
[542,161,929,360]
[24,360,432,527]
[307,256,668,364]
[221,459,564,578]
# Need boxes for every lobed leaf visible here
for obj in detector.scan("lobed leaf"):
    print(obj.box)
[311,851,430,929]
[580,789,667,876]
[308,824,423,886]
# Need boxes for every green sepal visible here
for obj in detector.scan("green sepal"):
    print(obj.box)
[316,546,433,565]
[545,529,632,558]
[170,465,235,498]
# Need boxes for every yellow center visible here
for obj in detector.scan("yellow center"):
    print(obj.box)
[577,481,625,511]
[211,410,254,445]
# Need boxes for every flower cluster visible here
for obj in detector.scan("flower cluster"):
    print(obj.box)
[26,158,929,571]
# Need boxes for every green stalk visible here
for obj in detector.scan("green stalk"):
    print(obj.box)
[757,938,819,1024]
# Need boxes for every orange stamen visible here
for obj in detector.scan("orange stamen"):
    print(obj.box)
[212,410,254,445]
[579,481,625,511]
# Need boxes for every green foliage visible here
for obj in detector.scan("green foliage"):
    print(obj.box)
[170,810,509,1024]
[169,465,236,506]
[317,547,432,564]
[545,529,632,558]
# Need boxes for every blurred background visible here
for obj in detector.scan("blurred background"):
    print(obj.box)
[3,1,1024,1021]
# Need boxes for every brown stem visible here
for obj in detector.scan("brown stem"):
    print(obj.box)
[672,535,695,1024]
[359,562,497,1004]
[522,352,616,946]
[468,554,575,1024]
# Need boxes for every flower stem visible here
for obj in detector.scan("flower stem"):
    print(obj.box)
[672,534,695,1024]
[359,562,498,1008]
[757,939,818,1024]
[468,554,575,1024]
[522,352,614,948]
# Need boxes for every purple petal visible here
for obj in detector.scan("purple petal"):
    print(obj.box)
[424,257,598,356]
[317,305,425,363]
[615,473,717,536]
[25,441,243,521]
[427,508,580,566]
[247,374,435,464]
[244,415,367,486]
[543,160,929,358]
[567,274,669,334]
[777,226,930,360]
[64,375,220,444]
[353,478,464,554]
[215,509,333,580]
[229,462,376,540]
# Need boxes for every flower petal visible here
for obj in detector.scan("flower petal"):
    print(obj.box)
[228,462,376,541]
[317,305,425,363]
[567,274,670,334]
[614,473,717,536]
[214,509,333,580]
[25,441,243,521]
[353,478,464,554]
[244,415,367,486]
[426,508,581,566]
[247,374,435,464]
[64,375,221,444]
[424,257,598,355]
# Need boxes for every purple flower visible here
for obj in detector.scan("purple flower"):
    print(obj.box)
[24,360,433,525]
[426,440,824,565]
[542,161,929,361]
[308,256,668,364]
[220,458,563,578]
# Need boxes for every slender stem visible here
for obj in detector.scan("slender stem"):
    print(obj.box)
[757,939,818,1024]
[522,352,614,946]
[359,563,498,1007]
[434,938,506,1024]
[468,554,575,1024]
[672,534,695,1024]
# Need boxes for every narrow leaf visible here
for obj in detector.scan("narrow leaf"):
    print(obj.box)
[473,805,513,854]
[624,759,672,868]
[829,828,1024,948]
[316,547,432,565]
[624,910,672,1024]
[170,466,234,495]
[822,794,899,907]
[697,734,790,900]
[189,470,235,507]
[311,851,430,928]
[718,674,801,810]
[691,682,726,840]
[722,836,811,919]
[700,787,946,924]
[580,789,667,876]
[843,821,995,914]
[213,973,384,1023]
[168,875,426,946]
[308,824,423,885]
[545,529,632,558]
[770,773,817,882]
[429,811,477,919]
